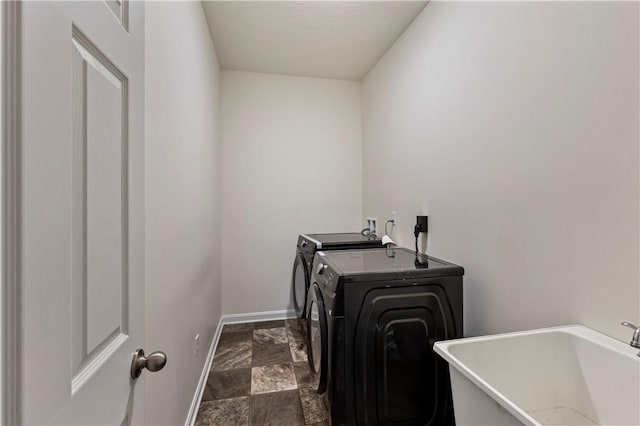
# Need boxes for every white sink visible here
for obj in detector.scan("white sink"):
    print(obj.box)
[434,325,640,426]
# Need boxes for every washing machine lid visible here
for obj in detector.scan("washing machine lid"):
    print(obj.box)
[302,232,383,250]
[322,247,464,280]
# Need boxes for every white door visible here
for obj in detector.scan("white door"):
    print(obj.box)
[20,1,149,424]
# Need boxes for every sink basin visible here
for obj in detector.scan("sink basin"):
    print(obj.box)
[433,325,640,426]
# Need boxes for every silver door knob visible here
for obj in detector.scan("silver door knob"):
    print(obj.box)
[131,349,167,379]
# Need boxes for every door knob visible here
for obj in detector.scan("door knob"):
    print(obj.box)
[131,349,167,379]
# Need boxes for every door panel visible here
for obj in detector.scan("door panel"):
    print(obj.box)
[104,0,128,30]
[21,1,145,424]
[353,286,456,426]
[378,311,436,424]
[71,26,129,378]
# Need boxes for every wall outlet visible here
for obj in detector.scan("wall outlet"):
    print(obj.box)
[366,217,378,234]
[194,333,200,358]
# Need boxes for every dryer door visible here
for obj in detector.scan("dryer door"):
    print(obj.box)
[292,252,310,318]
[306,283,328,394]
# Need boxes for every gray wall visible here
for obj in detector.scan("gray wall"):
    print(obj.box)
[362,1,639,341]
[220,70,362,315]
[145,3,222,424]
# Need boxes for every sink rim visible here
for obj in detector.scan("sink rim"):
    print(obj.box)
[434,324,640,426]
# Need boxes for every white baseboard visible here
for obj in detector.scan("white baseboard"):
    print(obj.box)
[184,318,224,426]
[184,309,296,425]
[222,309,296,324]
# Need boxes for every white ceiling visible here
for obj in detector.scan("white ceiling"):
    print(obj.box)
[202,1,428,81]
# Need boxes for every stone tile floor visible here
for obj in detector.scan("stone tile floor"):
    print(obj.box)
[196,319,329,426]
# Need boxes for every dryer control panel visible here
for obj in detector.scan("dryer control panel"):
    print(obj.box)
[312,255,338,293]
